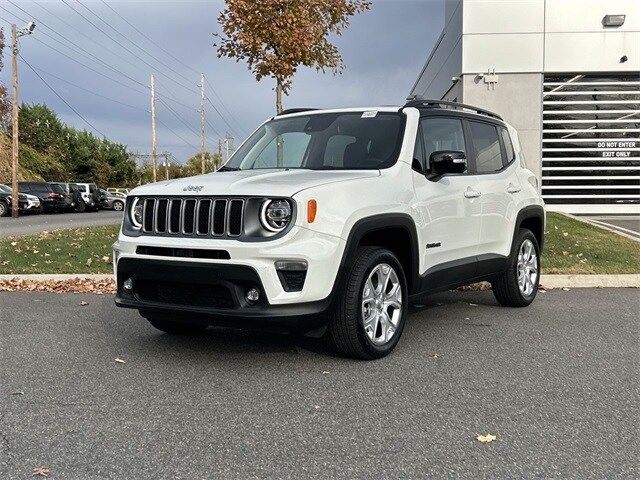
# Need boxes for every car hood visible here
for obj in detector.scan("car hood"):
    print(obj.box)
[129,169,380,197]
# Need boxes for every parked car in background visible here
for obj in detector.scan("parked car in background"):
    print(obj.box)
[0,184,42,216]
[99,189,125,211]
[50,183,74,212]
[107,188,130,196]
[50,182,85,213]
[17,182,66,213]
[74,182,100,212]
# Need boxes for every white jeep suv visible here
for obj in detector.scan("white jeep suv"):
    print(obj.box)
[114,100,545,359]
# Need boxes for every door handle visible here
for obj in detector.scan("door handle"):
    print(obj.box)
[507,183,521,194]
[464,187,482,199]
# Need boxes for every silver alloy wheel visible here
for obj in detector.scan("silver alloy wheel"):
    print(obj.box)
[361,263,402,346]
[113,201,124,211]
[517,239,538,296]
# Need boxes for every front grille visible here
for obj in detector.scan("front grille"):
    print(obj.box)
[141,197,245,238]
[136,280,235,309]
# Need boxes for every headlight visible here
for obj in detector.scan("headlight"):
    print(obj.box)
[130,197,143,228]
[260,199,292,232]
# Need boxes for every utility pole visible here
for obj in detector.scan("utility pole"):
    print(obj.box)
[9,21,35,219]
[150,74,157,183]
[217,139,222,170]
[200,73,206,174]
[163,152,169,180]
[10,25,19,218]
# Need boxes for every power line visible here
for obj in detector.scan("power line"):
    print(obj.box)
[6,1,147,84]
[30,66,146,111]
[156,118,198,151]
[76,0,201,90]
[60,0,199,95]
[99,0,200,77]
[204,76,247,136]
[19,53,106,137]
[2,3,148,93]
[156,96,201,141]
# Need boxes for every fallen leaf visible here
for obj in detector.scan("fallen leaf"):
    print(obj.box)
[322,371,330,374]
[476,433,496,443]
[11,390,24,395]
[562,287,570,291]
[10,241,17,246]
[426,352,439,358]
[469,303,478,307]
[101,256,110,263]
[563,232,568,237]
[115,358,126,364]
[80,301,88,306]
[86,258,93,266]
[32,466,50,477]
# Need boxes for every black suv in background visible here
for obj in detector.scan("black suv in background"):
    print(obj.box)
[49,182,84,212]
[17,182,66,213]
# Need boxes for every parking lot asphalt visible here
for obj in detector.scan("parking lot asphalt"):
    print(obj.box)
[0,211,123,237]
[0,288,638,479]
[585,215,640,240]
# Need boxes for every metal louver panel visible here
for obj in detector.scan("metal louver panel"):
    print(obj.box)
[542,73,640,214]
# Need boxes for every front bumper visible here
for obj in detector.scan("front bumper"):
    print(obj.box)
[115,257,332,331]
[113,226,346,329]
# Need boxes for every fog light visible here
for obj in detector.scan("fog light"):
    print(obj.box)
[246,288,260,303]
[123,278,133,291]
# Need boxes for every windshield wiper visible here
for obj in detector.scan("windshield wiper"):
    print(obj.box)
[217,165,240,172]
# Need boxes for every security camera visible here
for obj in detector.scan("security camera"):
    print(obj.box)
[27,21,36,33]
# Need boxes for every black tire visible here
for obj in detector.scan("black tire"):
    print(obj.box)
[112,200,124,212]
[492,228,540,307]
[0,201,8,217]
[145,315,208,335]
[75,199,86,213]
[327,247,408,360]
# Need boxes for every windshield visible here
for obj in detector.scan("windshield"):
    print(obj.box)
[0,184,10,193]
[225,112,404,171]
[51,184,65,194]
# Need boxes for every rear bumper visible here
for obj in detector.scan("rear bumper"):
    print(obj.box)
[114,257,332,332]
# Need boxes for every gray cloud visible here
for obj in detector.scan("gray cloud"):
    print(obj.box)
[1,0,443,161]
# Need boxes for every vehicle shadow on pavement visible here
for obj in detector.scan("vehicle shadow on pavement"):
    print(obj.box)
[116,290,501,360]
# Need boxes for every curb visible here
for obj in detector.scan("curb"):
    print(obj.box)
[540,274,640,288]
[0,274,113,281]
[1,274,638,288]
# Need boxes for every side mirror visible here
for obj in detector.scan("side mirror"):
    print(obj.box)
[430,150,467,176]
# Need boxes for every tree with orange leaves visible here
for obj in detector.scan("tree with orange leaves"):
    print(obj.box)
[215,0,370,113]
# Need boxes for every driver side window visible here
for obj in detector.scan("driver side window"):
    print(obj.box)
[419,117,466,172]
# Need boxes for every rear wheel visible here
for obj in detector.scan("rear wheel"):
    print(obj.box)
[112,200,124,211]
[145,315,208,335]
[327,247,408,360]
[0,201,8,217]
[492,228,540,307]
[75,200,86,213]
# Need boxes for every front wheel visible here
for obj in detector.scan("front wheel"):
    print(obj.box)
[492,228,540,307]
[0,201,8,217]
[328,247,408,360]
[112,200,124,211]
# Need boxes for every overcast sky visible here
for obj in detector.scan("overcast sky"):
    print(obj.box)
[0,0,444,161]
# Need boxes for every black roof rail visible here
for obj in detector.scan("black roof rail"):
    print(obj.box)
[276,108,318,116]
[403,98,503,121]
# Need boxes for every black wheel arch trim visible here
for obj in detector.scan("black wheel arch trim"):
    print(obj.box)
[334,213,421,295]
[511,205,545,253]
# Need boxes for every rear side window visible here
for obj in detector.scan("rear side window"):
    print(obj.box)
[468,121,502,173]
[29,183,52,194]
[420,117,466,172]
[500,127,515,164]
